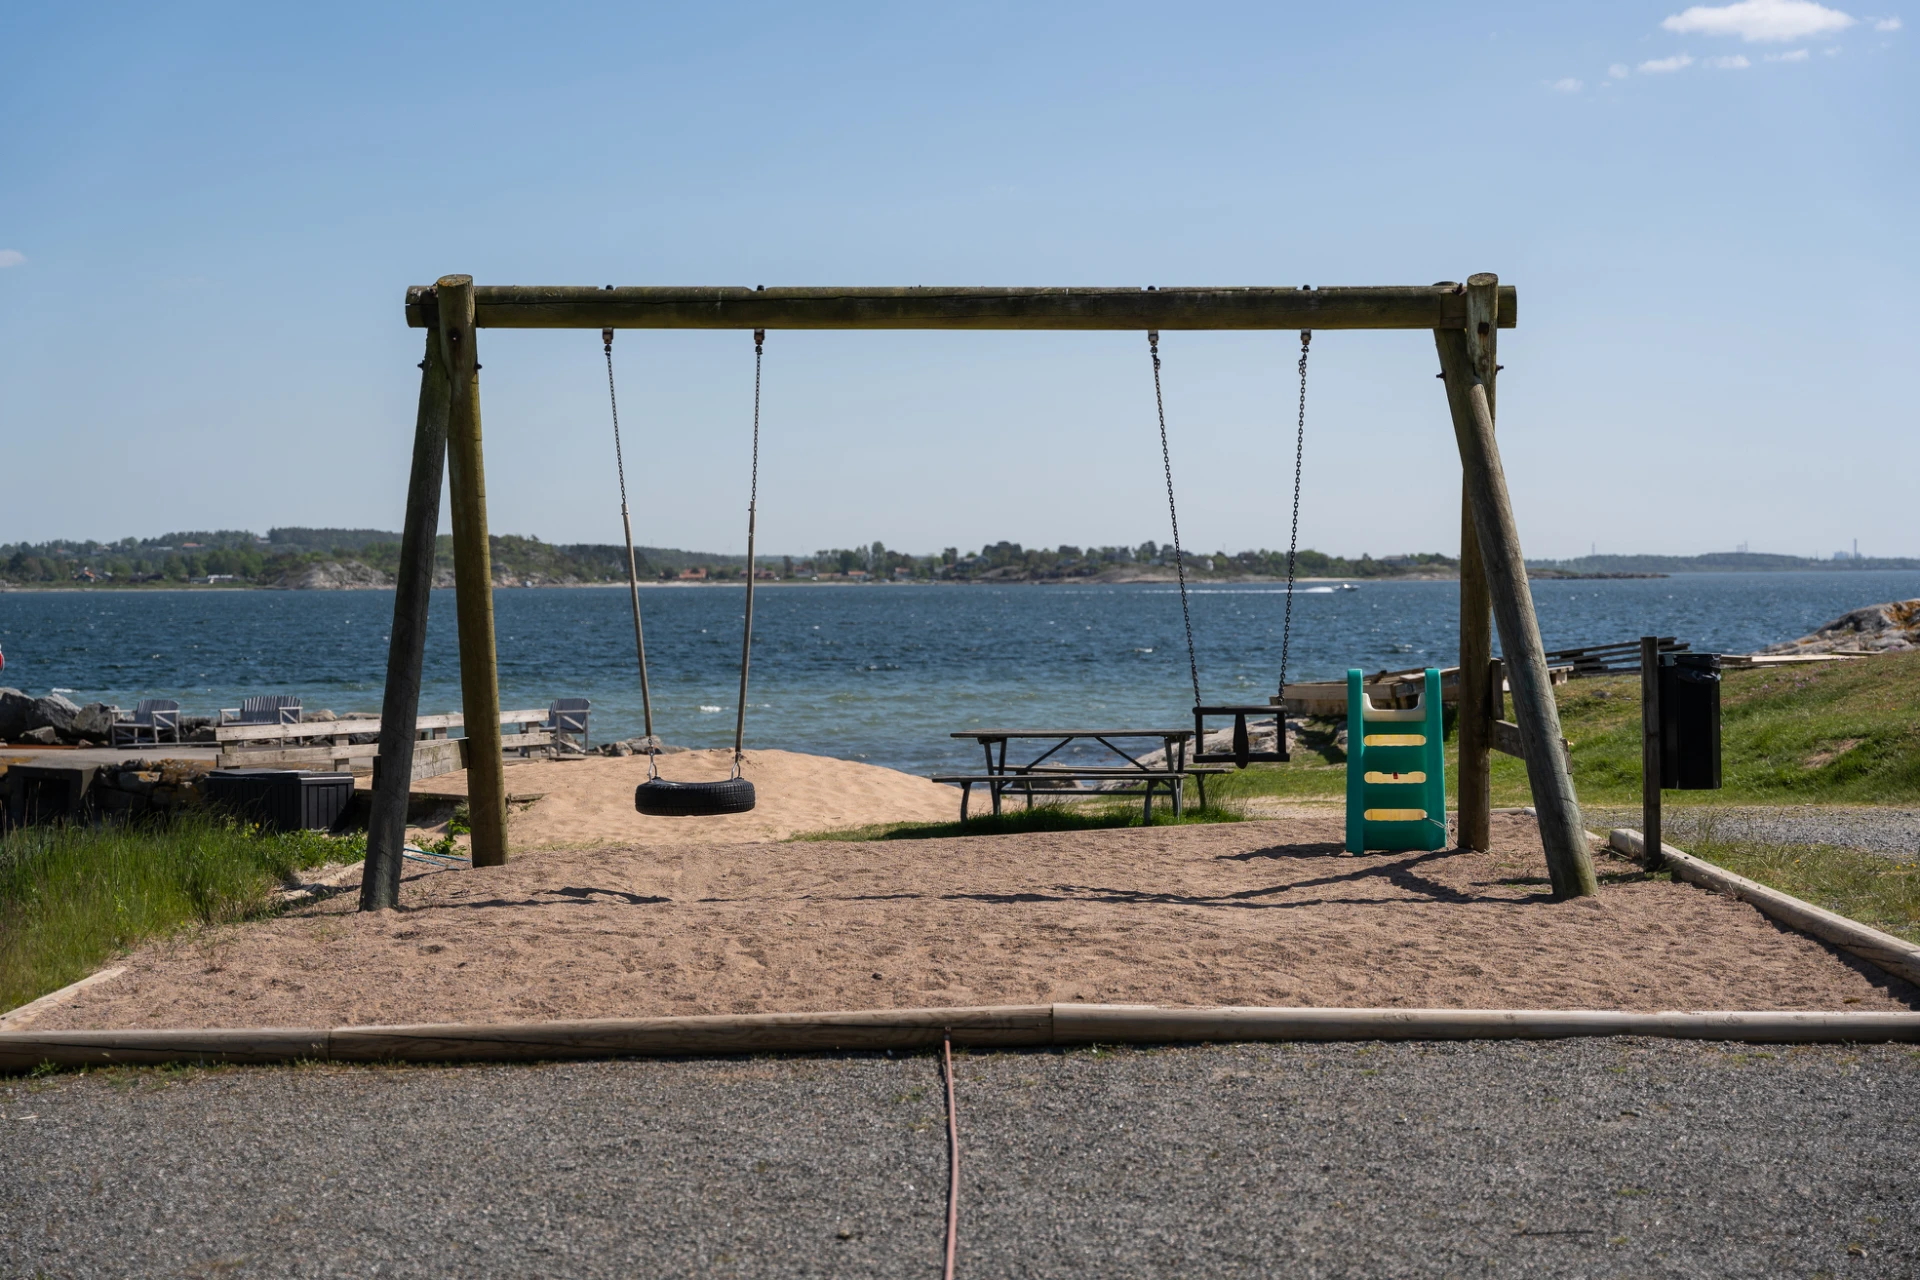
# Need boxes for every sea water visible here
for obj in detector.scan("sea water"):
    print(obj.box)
[3,570,1915,776]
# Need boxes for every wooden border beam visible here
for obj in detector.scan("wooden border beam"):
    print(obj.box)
[7,1005,1918,1070]
[403,284,1519,332]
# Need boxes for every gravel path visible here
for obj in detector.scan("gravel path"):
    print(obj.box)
[4,1040,1916,1277]
[1586,805,1920,862]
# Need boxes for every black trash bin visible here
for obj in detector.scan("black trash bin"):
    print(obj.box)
[1658,652,1722,791]
[204,769,355,832]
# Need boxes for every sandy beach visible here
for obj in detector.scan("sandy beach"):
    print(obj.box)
[404,748,961,848]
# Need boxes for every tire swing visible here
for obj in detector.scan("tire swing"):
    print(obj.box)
[1149,327,1313,768]
[602,325,765,817]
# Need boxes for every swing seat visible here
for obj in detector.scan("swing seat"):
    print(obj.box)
[1191,706,1290,767]
[635,776,757,817]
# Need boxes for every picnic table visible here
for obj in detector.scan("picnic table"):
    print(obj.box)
[936,728,1230,822]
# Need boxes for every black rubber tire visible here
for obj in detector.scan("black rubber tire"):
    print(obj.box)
[635,776,757,817]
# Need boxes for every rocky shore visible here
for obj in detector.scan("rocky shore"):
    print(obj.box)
[0,689,217,748]
[1761,598,1920,656]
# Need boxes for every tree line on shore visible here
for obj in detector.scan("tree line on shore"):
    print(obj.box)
[15,528,1908,589]
[0,529,1457,587]
[807,541,1455,582]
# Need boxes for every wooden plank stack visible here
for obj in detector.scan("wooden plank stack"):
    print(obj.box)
[214,710,552,775]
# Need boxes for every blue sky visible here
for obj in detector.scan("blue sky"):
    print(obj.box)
[1,1,1911,561]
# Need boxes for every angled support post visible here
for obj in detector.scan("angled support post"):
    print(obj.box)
[360,327,452,911]
[1436,275,1596,898]
[438,275,510,868]
[1452,277,1497,851]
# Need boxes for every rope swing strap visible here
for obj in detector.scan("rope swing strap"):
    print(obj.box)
[732,329,765,776]
[603,327,658,776]
[602,323,763,781]
[1149,330,1203,708]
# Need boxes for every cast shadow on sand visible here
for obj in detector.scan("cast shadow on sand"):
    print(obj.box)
[411,886,672,911]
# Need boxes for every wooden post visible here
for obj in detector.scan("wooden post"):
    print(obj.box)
[1452,277,1497,851]
[437,275,510,868]
[1640,635,1664,871]
[360,328,452,911]
[1435,278,1596,899]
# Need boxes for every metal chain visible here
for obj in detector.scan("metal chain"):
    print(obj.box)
[605,333,630,512]
[1277,330,1310,699]
[732,329,764,775]
[1149,331,1202,707]
[604,328,658,778]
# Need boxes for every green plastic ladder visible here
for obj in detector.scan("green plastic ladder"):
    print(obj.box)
[1345,667,1448,853]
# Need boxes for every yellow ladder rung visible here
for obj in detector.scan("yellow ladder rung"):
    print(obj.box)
[1364,771,1426,785]
[1363,808,1430,822]
[1361,705,1426,723]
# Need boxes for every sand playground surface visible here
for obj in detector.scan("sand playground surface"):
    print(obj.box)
[35,769,1918,1029]
[403,749,960,847]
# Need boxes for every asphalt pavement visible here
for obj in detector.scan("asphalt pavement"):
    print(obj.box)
[4,1038,1917,1278]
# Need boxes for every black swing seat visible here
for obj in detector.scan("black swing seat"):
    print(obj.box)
[635,776,757,817]
[1191,705,1290,767]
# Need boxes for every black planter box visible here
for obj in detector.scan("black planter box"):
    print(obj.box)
[205,769,355,832]
[2,764,99,828]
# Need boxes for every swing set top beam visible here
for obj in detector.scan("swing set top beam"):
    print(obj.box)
[403,282,1517,332]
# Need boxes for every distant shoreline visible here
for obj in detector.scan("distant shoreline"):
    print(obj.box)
[1,575,1411,592]
[1,572,1690,593]
[16,567,1920,595]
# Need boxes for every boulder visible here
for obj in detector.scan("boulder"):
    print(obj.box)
[28,693,80,736]
[597,736,686,757]
[72,702,119,740]
[269,560,395,591]
[0,687,32,740]
[1761,598,1920,656]
[115,770,159,797]
[18,725,59,745]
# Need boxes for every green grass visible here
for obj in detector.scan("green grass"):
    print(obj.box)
[1209,651,1920,810]
[1680,824,1920,946]
[792,800,1244,843]
[0,817,365,1014]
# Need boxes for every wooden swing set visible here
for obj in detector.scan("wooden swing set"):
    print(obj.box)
[357,274,1599,911]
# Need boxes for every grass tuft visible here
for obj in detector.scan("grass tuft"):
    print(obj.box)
[1680,819,1920,945]
[0,817,365,1013]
